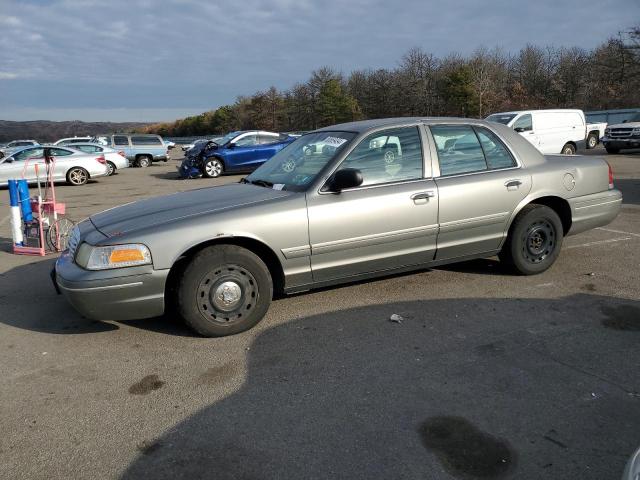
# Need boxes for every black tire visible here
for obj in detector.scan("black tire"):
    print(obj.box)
[66,167,89,186]
[605,146,620,154]
[499,204,564,275]
[136,155,152,168]
[106,161,116,176]
[203,157,224,178]
[177,245,273,337]
[586,133,598,149]
[561,143,576,155]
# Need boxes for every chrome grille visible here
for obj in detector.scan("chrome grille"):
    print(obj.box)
[609,128,633,139]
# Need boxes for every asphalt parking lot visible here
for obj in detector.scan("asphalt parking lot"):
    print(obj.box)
[0,147,638,479]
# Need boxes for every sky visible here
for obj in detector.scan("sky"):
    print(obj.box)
[0,0,637,123]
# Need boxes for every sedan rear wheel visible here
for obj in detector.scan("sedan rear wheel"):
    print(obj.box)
[66,167,89,186]
[106,161,116,176]
[177,245,272,337]
[499,204,563,275]
[203,158,223,178]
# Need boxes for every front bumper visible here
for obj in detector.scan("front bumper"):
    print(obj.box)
[602,136,640,149]
[54,251,168,321]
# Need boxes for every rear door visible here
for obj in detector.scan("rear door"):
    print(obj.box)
[307,125,439,282]
[428,124,531,260]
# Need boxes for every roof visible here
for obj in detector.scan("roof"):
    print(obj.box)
[315,117,499,133]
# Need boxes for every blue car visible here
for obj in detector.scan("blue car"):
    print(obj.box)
[179,131,295,179]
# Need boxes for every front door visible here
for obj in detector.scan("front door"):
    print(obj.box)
[307,125,439,282]
[226,133,260,171]
[428,124,531,260]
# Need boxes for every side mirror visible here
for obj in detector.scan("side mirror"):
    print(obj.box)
[227,143,236,149]
[329,168,363,192]
[514,127,525,133]
[622,119,628,123]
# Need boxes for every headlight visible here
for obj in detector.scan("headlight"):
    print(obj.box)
[632,127,640,135]
[76,243,152,270]
[604,128,610,135]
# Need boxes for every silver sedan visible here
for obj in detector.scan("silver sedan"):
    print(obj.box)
[54,117,622,336]
[0,145,109,186]
[69,143,129,176]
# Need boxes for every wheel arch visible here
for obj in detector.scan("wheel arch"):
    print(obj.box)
[508,195,572,237]
[164,236,285,307]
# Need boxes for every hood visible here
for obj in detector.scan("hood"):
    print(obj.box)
[607,121,640,129]
[90,183,291,238]
[187,140,217,158]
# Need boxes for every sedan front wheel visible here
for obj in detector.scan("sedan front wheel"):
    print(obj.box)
[203,158,224,178]
[177,245,273,337]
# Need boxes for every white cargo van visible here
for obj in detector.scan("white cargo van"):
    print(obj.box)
[486,109,588,155]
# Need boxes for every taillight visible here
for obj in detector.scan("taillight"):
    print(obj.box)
[96,155,106,164]
[118,150,126,158]
[608,162,614,189]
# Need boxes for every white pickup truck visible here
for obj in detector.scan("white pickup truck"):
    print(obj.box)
[601,112,640,154]
[585,121,608,149]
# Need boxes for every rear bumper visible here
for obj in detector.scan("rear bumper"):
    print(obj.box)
[567,189,622,236]
[54,252,168,321]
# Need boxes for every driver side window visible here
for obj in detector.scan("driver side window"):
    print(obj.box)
[513,114,532,132]
[13,148,44,162]
[234,134,258,147]
[338,126,423,187]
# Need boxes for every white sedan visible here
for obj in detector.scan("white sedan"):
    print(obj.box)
[0,146,108,186]
[68,143,129,176]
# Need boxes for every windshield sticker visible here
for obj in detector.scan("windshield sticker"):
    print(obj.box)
[273,183,285,191]
[322,136,348,148]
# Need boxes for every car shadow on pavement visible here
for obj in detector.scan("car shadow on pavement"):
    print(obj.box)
[435,257,507,276]
[0,258,119,334]
[120,294,640,480]
[615,178,640,206]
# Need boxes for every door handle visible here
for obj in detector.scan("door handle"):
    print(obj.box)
[505,180,522,191]
[411,191,435,204]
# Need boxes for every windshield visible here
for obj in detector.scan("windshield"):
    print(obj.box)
[245,131,356,192]
[485,114,517,125]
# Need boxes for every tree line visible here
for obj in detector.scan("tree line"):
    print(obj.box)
[140,25,640,137]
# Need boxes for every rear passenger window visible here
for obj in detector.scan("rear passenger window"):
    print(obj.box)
[259,135,278,144]
[131,136,162,146]
[113,135,129,146]
[430,125,487,176]
[49,148,73,156]
[474,127,516,169]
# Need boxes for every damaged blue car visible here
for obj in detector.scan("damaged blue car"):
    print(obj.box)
[179,130,295,178]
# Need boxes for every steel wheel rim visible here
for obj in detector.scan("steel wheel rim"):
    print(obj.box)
[140,158,150,167]
[522,220,555,263]
[384,150,395,164]
[588,137,597,148]
[196,264,258,324]
[70,169,86,184]
[282,159,296,173]
[206,160,222,177]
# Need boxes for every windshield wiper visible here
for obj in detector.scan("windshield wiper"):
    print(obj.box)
[248,179,273,188]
